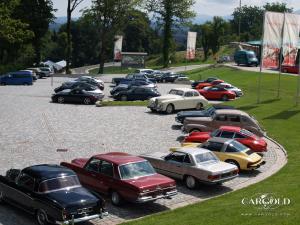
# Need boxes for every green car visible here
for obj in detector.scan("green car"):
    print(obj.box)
[234,50,258,67]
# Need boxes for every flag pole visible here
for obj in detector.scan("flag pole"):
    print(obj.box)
[277,13,286,98]
[257,12,266,104]
[297,53,300,106]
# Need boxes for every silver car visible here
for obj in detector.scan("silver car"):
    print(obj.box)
[141,148,238,189]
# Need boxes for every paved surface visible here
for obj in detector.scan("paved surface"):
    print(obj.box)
[0,77,287,225]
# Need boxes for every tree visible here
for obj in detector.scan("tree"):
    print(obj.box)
[14,0,55,64]
[263,2,293,13]
[88,0,139,74]
[66,0,84,74]
[210,17,228,54]
[145,0,195,67]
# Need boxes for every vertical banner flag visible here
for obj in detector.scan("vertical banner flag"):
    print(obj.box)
[282,13,300,66]
[261,12,284,69]
[114,35,123,61]
[186,32,197,60]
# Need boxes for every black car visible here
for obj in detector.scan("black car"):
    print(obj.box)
[112,73,156,85]
[158,72,179,83]
[113,87,161,101]
[52,89,102,104]
[110,79,156,95]
[175,105,235,124]
[54,81,99,93]
[74,76,104,90]
[191,77,220,89]
[0,164,107,225]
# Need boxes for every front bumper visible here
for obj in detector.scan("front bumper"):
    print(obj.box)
[135,190,177,203]
[247,160,266,170]
[175,116,184,124]
[147,102,164,111]
[56,212,108,225]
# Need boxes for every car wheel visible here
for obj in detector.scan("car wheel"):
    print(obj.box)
[185,175,197,189]
[36,209,48,225]
[0,191,5,203]
[23,82,29,85]
[120,95,127,101]
[83,97,91,105]
[283,69,288,73]
[111,191,123,206]
[225,160,240,171]
[166,104,174,114]
[195,102,203,110]
[222,95,229,101]
[163,79,166,83]
[0,82,6,86]
[150,109,156,112]
[57,97,64,104]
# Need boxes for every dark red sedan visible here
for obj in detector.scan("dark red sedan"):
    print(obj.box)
[61,152,177,206]
[198,86,236,101]
[184,126,267,152]
[195,79,224,89]
[281,65,299,74]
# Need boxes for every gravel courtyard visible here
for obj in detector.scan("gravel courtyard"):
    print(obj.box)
[0,77,287,225]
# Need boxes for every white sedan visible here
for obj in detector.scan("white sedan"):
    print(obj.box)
[148,88,208,114]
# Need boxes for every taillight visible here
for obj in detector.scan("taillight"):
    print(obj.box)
[232,169,239,175]
[208,174,220,180]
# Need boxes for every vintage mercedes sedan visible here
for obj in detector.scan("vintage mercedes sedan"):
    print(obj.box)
[0,164,107,225]
[148,88,208,114]
[61,152,177,206]
[141,148,238,189]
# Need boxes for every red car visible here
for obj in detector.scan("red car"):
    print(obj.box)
[195,79,224,89]
[281,65,299,74]
[198,86,236,101]
[61,152,177,206]
[184,126,267,152]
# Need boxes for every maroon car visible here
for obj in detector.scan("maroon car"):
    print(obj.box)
[61,152,177,206]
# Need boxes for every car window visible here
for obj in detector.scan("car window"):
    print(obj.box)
[220,131,235,138]
[228,115,240,122]
[85,158,101,172]
[203,142,223,152]
[215,115,227,121]
[17,173,35,191]
[165,152,186,163]
[225,145,239,152]
[193,91,200,96]
[127,75,133,79]
[184,92,193,97]
[183,154,192,164]
[234,133,245,139]
[99,160,113,177]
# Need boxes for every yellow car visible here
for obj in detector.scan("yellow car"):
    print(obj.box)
[170,137,265,170]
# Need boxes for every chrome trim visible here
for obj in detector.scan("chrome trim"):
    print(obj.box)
[135,190,177,203]
[56,213,108,225]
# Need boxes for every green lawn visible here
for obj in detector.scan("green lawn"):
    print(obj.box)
[122,66,300,225]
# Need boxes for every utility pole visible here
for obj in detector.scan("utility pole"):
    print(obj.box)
[238,0,242,40]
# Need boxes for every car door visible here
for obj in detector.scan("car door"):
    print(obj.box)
[96,160,115,194]
[182,91,194,109]
[202,142,224,161]
[213,114,229,129]
[71,89,85,103]
[163,152,187,179]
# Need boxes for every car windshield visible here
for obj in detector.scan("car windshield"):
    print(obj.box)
[195,152,218,164]
[206,107,216,116]
[39,175,81,193]
[119,161,156,180]
[210,129,220,137]
[240,129,254,137]
[228,141,248,152]
[248,53,255,59]
[169,89,184,96]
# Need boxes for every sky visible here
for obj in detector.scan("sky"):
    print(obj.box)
[52,0,300,18]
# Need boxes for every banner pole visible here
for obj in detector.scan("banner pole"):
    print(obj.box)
[297,55,300,106]
[277,13,286,98]
[257,12,266,104]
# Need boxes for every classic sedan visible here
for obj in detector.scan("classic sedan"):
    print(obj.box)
[175,105,235,124]
[148,88,208,114]
[52,89,104,104]
[198,86,236,101]
[0,164,107,225]
[141,148,238,189]
[113,87,161,101]
[191,77,220,89]
[183,109,266,137]
[184,126,267,152]
[61,152,177,206]
[178,138,265,170]
[195,79,224,89]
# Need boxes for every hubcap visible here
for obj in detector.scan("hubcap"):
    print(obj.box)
[84,98,91,104]
[166,105,173,114]
[121,96,127,101]
[37,211,47,225]
[58,97,64,103]
[186,176,196,189]
[112,192,119,205]
[196,103,202,110]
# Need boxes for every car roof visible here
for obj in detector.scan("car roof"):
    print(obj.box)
[207,137,233,144]
[219,126,241,132]
[176,147,211,155]
[93,152,145,165]
[170,88,197,92]
[214,109,249,116]
[22,164,75,180]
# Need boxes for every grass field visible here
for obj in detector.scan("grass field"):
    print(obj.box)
[122,66,300,225]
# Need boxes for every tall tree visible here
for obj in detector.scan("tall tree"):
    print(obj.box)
[88,0,139,74]
[66,0,84,74]
[145,0,195,67]
[15,0,55,64]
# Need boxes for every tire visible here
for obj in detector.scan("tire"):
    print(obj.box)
[163,79,166,83]
[150,109,156,112]
[0,191,5,204]
[195,102,203,110]
[83,97,91,105]
[185,175,197,189]
[0,82,5,86]
[283,69,288,73]
[166,104,174,114]
[111,191,123,206]
[57,96,64,104]
[225,160,240,171]
[36,209,49,225]
[222,95,229,101]
[120,95,127,101]
[23,82,29,85]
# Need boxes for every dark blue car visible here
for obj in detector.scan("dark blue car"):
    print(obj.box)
[0,71,33,85]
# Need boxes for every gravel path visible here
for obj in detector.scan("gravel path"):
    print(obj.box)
[0,77,287,225]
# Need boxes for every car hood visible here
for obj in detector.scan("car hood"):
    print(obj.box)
[71,158,89,168]
[43,186,98,209]
[197,161,237,174]
[152,94,182,102]
[123,173,174,190]
[140,151,167,160]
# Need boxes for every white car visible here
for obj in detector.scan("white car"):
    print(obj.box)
[217,83,243,97]
[148,88,208,114]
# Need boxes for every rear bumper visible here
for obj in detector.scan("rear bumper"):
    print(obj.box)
[247,160,266,170]
[206,174,239,184]
[135,190,177,203]
[56,212,108,225]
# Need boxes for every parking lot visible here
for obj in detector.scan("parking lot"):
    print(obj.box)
[0,76,286,225]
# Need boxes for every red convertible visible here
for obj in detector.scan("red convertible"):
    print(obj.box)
[195,79,224,89]
[184,126,267,152]
[198,86,236,101]
[61,152,177,206]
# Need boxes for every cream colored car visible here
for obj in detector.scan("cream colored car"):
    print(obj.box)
[148,88,208,114]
